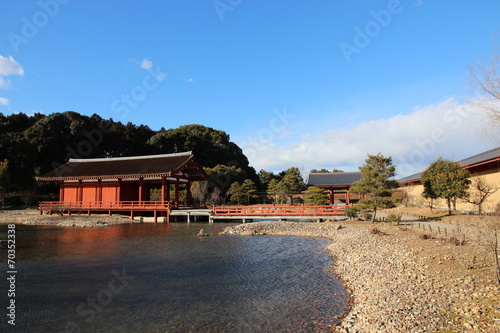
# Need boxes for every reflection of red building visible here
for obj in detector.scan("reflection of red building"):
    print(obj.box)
[37,152,207,221]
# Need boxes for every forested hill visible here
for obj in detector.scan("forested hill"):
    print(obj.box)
[0,111,258,197]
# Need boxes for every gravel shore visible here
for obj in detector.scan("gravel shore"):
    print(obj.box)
[0,211,130,227]
[222,221,500,332]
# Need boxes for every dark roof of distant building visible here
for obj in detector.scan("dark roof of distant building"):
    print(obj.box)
[398,147,500,184]
[458,147,500,169]
[307,172,362,187]
[37,152,208,181]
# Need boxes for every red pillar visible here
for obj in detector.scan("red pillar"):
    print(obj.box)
[77,180,83,202]
[59,182,65,202]
[97,179,102,205]
[329,187,334,204]
[161,176,166,206]
[138,177,144,204]
[116,178,122,206]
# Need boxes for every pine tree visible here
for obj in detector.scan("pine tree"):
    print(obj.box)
[350,153,398,223]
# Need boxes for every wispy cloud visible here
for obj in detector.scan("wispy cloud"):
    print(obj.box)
[140,58,153,70]
[185,78,194,83]
[0,55,24,76]
[0,77,11,89]
[0,55,24,93]
[0,97,9,106]
[243,98,491,177]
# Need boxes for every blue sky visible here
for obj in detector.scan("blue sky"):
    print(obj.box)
[0,0,499,176]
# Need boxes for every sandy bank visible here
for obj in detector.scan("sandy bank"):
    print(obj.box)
[222,221,500,332]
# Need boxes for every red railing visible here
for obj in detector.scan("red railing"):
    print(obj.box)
[212,205,350,216]
[39,201,177,212]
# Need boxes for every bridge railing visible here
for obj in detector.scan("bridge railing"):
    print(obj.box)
[212,205,351,216]
[39,201,177,212]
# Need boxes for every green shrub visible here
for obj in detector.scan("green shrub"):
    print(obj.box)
[386,213,402,224]
[360,211,373,221]
[344,206,360,219]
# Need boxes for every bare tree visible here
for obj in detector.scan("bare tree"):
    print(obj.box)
[479,216,500,285]
[466,177,498,215]
[469,46,500,143]
[191,181,209,206]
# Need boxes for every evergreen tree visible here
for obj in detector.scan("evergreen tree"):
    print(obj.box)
[350,153,398,223]
[267,179,287,204]
[421,157,471,215]
[305,186,327,206]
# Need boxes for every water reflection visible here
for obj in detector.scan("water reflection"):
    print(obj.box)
[0,223,348,332]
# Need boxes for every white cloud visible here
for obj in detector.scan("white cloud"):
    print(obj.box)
[0,55,24,76]
[185,78,194,83]
[140,58,153,70]
[157,73,167,82]
[0,77,11,89]
[0,97,9,106]
[242,98,493,177]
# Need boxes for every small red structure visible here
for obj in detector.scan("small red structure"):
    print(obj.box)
[306,172,363,204]
[37,152,208,221]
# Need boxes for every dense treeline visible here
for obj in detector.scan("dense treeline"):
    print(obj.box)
[0,111,309,206]
[0,111,261,203]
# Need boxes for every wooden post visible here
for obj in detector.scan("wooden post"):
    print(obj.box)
[154,210,157,223]
[161,176,166,206]
[329,188,334,204]
[97,179,102,205]
[346,188,351,205]
[77,180,83,202]
[138,177,144,204]
[59,182,64,202]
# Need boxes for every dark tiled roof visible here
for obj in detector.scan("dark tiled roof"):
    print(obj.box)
[397,172,422,183]
[397,147,500,184]
[307,172,362,187]
[37,152,207,181]
[458,147,500,168]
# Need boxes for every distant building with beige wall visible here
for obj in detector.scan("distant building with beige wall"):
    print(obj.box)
[398,147,500,213]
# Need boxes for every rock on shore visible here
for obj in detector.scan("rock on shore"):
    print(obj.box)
[222,221,500,332]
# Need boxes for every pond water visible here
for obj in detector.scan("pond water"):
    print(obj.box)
[0,222,349,332]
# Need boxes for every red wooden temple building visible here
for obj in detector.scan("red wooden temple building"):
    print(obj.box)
[37,151,208,221]
[306,172,364,204]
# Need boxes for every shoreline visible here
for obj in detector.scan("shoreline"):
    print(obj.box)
[222,221,500,332]
[0,211,132,227]
[2,212,499,331]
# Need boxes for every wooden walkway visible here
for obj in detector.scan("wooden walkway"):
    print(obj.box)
[210,205,350,222]
[38,202,351,223]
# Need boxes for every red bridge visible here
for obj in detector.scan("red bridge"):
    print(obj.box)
[211,205,351,222]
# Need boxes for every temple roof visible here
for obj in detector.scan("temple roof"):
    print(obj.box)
[37,151,208,181]
[398,147,500,184]
[306,172,362,187]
